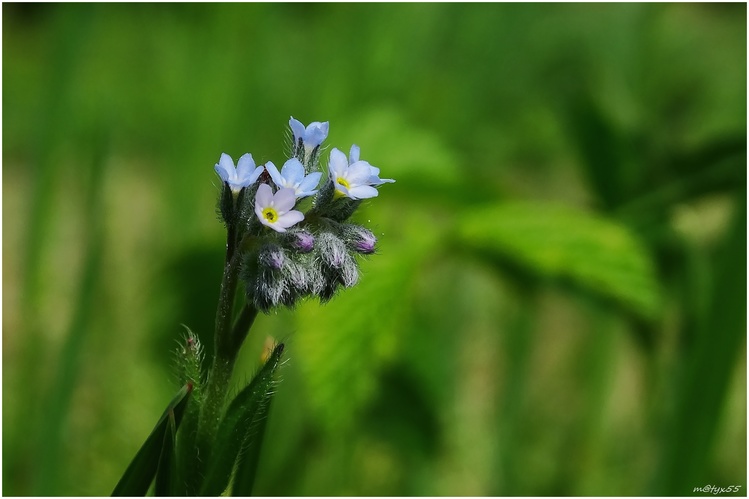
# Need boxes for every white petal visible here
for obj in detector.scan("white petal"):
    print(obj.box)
[273,187,297,212]
[261,216,286,232]
[368,174,395,186]
[346,161,373,185]
[255,183,273,208]
[348,185,379,199]
[277,210,305,229]
[328,148,349,179]
[255,203,266,224]
[335,183,352,198]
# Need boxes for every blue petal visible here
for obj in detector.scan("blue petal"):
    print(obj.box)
[305,121,329,147]
[347,161,373,185]
[265,161,285,187]
[215,153,235,181]
[289,117,306,142]
[281,158,305,185]
[297,171,322,194]
[348,185,379,199]
[248,165,265,184]
[236,153,256,184]
[214,164,229,182]
[349,144,360,164]
[328,148,349,179]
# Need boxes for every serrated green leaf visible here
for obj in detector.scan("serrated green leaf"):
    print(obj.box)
[111,384,192,497]
[293,225,434,434]
[199,343,284,497]
[455,201,661,320]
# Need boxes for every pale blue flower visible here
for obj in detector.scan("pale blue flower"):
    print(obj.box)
[265,158,323,199]
[289,117,329,149]
[328,148,379,200]
[254,184,304,233]
[348,145,395,186]
[214,153,264,192]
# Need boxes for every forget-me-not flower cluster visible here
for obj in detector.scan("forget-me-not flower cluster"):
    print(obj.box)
[213,116,394,312]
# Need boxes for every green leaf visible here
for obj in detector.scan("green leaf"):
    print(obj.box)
[111,384,192,496]
[199,343,285,497]
[455,201,661,320]
[293,218,435,434]
[230,393,272,496]
[153,413,176,497]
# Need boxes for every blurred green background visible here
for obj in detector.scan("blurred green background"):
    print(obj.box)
[3,3,746,496]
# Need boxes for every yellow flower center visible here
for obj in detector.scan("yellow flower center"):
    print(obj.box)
[334,177,350,199]
[262,207,278,223]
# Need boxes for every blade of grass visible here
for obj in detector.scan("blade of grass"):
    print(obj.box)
[653,190,746,494]
[33,122,109,495]
[491,283,536,496]
[8,6,93,495]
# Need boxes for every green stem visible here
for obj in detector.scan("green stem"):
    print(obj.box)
[215,237,239,359]
[193,240,242,481]
[231,303,259,353]
[182,228,262,493]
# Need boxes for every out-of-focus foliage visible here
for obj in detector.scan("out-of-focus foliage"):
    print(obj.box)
[456,202,661,320]
[3,3,745,496]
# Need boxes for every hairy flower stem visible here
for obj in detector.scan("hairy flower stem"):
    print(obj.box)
[192,232,244,487]
[231,303,258,352]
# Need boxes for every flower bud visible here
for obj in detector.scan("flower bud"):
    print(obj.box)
[284,230,315,253]
[315,232,360,299]
[253,270,287,312]
[338,252,359,288]
[283,259,309,295]
[259,244,285,270]
[289,117,329,171]
[318,232,347,269]
[175,326,204,396]
[343,225,377,254]
[245,244,291,312]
